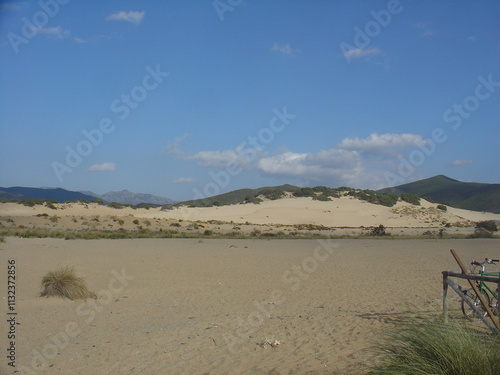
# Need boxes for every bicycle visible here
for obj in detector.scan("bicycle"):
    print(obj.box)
[461,258,500,321]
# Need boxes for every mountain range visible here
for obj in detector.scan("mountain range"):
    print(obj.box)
[86,190,176,206]
[0,187,176,206]
[1,175,499,213]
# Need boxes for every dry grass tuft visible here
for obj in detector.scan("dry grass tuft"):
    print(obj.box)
[366,319,500,374]
[40,266,96,300]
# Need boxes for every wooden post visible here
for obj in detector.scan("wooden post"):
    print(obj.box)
[450,249,500,332]
[443,272,449,323]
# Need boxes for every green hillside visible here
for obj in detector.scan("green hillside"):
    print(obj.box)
[379,175,500,213]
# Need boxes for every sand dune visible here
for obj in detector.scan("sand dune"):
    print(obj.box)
[1,196,499,230]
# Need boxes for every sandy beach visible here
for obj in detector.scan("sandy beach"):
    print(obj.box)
[1,236,498,375]
[1,198,499,374]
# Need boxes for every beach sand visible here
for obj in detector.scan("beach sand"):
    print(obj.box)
[1,237,498,374]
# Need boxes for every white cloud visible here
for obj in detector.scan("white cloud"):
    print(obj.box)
[87,162,116,172]
[258,149,363,186]
[167,132,431,189]
[106,11,145,24]
[338,133,428,155]
[342,47,381,60]
[186,145,257,169]
[271,43,299,55]
[449,159,473,166]
[467,36,477,42]
[35,26,70,39]
[172,177,195,184]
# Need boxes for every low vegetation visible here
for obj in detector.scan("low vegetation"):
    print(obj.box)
[243,195,263,204]
[349,190,399,207]
[107,202,136,209]
[400,193,421,205]
[468,220,499,238]
[366,319,500,375]
[476,220,498,232]
[369,224,390,236]
[469,228,495,239]
[40,266,96,300]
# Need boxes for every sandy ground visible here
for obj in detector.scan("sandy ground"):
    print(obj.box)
[1,237,499,375]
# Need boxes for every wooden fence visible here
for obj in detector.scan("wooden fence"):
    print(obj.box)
[443,249,500,333]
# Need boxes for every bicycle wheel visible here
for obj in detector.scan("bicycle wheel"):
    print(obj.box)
[461,288,490,321]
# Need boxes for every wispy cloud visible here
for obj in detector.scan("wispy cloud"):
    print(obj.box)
[467,35,477,42]
[35,26,70,39]
[73,36,89,44]
[449,159,473,166]
[106,11,145,25]
[172,177,195,184]
[270,43,299,55]
[165,134,190,156]
[87,162,116,172]
[414,22,435,38]
[342,47,381,60]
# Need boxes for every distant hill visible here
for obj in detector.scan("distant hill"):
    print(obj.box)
[178,184,300,206]
[379,175,500,213]
[0,186,98,203]
[0,186,176,206]
[94,190,176,206]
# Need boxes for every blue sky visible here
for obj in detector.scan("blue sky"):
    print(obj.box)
[1,0,499,201]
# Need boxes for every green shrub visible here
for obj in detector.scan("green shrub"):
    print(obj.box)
[21,199,45,207]
[260,189,285,200]
[400,193,421,205]
[132,219,139,225]
[108,202,136,209]
[203,230,213,236]
[366,319,500,375]
[469,228,494,239]
[243,195,263,204]
[437,204,447,211]
[370,224,390,236]
[312,194,331,201]
[0,235,5,243]
[46,202,57,210]
[476,220,498,232]
[92,199,104,205]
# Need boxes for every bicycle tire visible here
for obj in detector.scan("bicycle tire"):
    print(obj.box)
[461,288,490,321]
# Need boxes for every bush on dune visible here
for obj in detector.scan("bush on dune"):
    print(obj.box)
[476,220,498,232]
[366,319,500,375]
[40,266,96,300]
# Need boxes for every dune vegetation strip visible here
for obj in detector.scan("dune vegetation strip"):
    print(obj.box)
[0,224,497,240]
